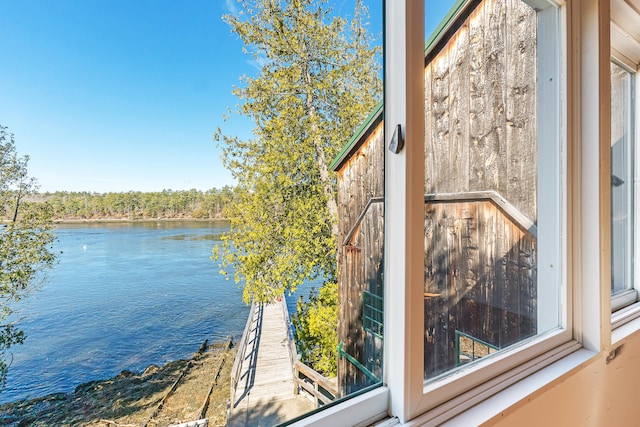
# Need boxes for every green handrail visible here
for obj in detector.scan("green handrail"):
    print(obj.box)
[337,342,379,382]
[454,330,499,367]
[362,291,383,339]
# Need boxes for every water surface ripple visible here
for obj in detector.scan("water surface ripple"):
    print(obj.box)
[0,221,251,404]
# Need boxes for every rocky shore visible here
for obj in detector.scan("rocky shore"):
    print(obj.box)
[0,340,236,427]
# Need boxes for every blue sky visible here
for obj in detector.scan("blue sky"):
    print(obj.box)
[0,0,454,193]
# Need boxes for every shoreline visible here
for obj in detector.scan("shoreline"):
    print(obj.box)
[0,337,237,426]
[0,333,238,407]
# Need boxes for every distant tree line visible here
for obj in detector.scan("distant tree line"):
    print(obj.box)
[11,187,237,221]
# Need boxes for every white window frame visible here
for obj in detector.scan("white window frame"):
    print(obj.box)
[611,78,640,328]
[412,0,573,423]
[610,3,640,331]
[287,0,620,425]
[384,0,577,424]
[610,58,638,313]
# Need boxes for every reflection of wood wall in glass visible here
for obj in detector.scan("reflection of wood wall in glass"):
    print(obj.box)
[423,195,537,379]
[425,0,537,219]
[334,117,384,397]
[424,0,538,380]
[333,0,539,394]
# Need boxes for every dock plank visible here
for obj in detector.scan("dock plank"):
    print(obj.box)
[227,300,314,426]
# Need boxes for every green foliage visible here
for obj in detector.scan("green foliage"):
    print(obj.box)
[213,0,381,304]
[0,126,56,390]
[213,0,380,375]
[291,282,338,376]
[215,182,336,303]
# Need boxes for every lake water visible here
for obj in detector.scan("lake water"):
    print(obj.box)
[0,221,316,404]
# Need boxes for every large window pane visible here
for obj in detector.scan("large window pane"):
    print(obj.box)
[423,0,560,381]
[611,61,634,298]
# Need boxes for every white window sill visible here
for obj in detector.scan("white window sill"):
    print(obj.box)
[286,386,389,427]
[612,302,640,344]
[289,347,597,427]
[432,348,596,426]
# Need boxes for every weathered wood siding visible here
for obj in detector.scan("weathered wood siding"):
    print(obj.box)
[336,122,384,396]
[424,198,536,378]
[337,123,384,238]
[425,0,537,219]
[423,0,538,379]
[335,0,539,391]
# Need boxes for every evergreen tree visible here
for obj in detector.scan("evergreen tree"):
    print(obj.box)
[213,0,381,375]
[214,0,380,302]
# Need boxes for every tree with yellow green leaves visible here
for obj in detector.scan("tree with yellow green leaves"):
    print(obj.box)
[0,126,56,390]
[213,0,381,374]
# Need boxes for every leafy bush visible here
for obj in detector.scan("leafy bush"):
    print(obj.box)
[292,281,338,376]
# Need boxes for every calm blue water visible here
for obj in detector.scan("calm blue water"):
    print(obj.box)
[0,221,314,404]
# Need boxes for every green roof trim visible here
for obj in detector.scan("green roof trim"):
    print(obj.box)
[424,0,470,54]
[330,101,383,171]
[331,0,478,172]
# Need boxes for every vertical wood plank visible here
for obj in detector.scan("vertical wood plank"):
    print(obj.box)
[463,202,479,340]
[501,220,516,345]
[372,126,384,199]
[484,202,498,344]
[436,204,450,374]
[449,24,471,193]
[432,50,451,192]
[424,202,437,377]
[449,204,460,364]
[466,202,481,341]
[505,0,537,220]
[468,2,487,192]
[483,0,507,195]
[496,203,508,347]
[425,65,435,193]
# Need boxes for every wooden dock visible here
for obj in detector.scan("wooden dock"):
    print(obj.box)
[227,299,314,427]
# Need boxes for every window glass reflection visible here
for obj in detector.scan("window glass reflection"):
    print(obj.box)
[610,61,634,296]
[423,0,556,381]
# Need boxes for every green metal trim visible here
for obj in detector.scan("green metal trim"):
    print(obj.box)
[424,0,469,54]
[364,326,383,341]
[331,1,479,173]
[330,101,383,172]
[362,290,384,339]
[337,342,379,382]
